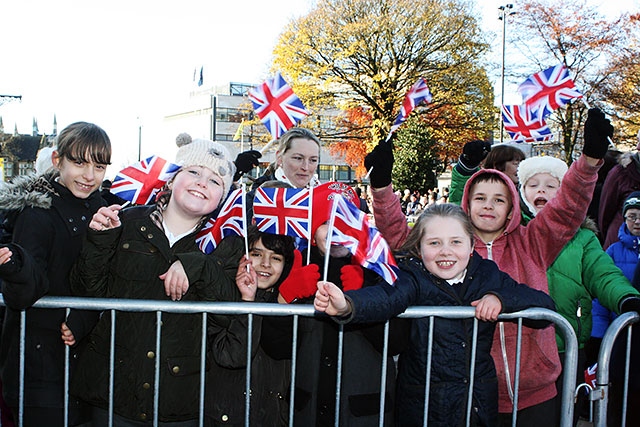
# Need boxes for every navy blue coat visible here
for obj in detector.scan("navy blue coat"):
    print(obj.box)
[344,252,556,427]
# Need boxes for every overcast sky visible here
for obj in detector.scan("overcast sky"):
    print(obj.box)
[1,0,636,174]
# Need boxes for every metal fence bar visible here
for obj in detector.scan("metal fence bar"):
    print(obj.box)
[18,310,25,427]
[465,318,479,427]
[592,311,640,427]
[64,308,70,427]
[153,311,162,427]
[244,314,253,427]
[377,321,390,427]
[422,316,434,427]
[334,324,344,427]
[108,310,116,427]
[0,296,578,427]
[199,312,207,427]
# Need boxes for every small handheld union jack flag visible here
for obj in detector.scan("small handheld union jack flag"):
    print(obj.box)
[517,64,583,119]
[110,156,181,205]
[387,78,433,141]
[195,188,245,254]
[502,105,553,143]
[253,187,311,240]
[328,195,398,285]
[248,71,310,139]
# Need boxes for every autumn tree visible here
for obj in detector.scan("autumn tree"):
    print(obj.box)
[272,0,495,171]
[509,0,622,163]
[596,13,640,144]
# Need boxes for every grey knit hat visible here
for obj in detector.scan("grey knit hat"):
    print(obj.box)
[174,133,236,197]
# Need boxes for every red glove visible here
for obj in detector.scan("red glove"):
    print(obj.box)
[340,264,364,291]
[278,250,320,303]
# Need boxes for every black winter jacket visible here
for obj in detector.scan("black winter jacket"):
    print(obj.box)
[69,206,244,423]
[344,252,556,427]
[0,173,104,411]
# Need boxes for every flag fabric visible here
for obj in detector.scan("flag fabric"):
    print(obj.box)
[387,78,433,139]
[198,66,204,87]
[248,71,310,139]
[584,363,597,390]
[233,120,244,141]
[517,64,582,119]
[328,194,398,285]
[253,187,311,240]
[110,156,181,205]
[501,105,553,142]
[195,188,245,254]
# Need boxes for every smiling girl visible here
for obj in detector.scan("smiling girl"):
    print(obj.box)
[0,121,111,426]
[314,203,555,427]
[69,134,247,426]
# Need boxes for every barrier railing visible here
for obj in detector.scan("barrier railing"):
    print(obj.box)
[590,311,640,427]
[0,296,578,427]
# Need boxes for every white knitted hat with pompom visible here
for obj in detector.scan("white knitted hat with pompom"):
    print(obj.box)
[174,133,236,198]
[517,156,568,216]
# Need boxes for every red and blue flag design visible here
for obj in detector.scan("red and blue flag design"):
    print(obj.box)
[110,156,181,205]
[517,64,583,119]
[253,187,310,240]
[195,188,245,254]
[387,78,432,140]
[329,195,398,285]
[502,105,552,142]
[248,71,310,139]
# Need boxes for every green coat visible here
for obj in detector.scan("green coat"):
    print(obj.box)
[547,224,639,352]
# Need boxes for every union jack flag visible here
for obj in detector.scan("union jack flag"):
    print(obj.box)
[387,78,433,140]
[195,188,245,254]
[248,71,310,139]
[329,195,398,285]
[253,187,311,240]
[110,156,181,205]
[502,105,553,143]
[517,64,583,119]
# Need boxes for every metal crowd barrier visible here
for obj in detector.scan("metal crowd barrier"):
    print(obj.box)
[0,296,578,427]
[590,311,640,427]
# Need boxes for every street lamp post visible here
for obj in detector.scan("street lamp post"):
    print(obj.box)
[499,4,515,144]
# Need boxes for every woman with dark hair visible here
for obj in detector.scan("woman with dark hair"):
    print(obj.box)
[483,145,526,185]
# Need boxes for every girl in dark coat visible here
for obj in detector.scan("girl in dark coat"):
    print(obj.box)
[0,122,112,426]
[69,135,245,425]
[315,203,556,427]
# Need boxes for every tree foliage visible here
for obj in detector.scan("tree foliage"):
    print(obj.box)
[597,13,640,144]
[392,116,447,193]
[510,0,623,162]
[272,0,495,171]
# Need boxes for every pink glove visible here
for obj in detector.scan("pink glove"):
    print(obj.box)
[340,264,364,291]
[278,250,321,303]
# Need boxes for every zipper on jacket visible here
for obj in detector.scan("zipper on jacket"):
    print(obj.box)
[485,241,494,261]
[576,300,582,339]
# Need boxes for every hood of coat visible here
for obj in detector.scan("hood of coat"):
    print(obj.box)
[618,222,640,250]
[0,171,57,213]
[460,168,521,238]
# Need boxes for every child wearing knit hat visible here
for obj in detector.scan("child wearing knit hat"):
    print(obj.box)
[517,155,640,424]
[68,133,247,425]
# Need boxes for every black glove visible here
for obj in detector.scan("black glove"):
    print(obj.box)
[620,296,640,313]
[364,139,394,188]
[458,140,492,174]
[233,150,262,181]
[582,108,613,159]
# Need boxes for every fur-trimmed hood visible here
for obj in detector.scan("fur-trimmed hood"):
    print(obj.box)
[0,171,58,213]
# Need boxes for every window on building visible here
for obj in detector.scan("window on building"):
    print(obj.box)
[318,165,354,183]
